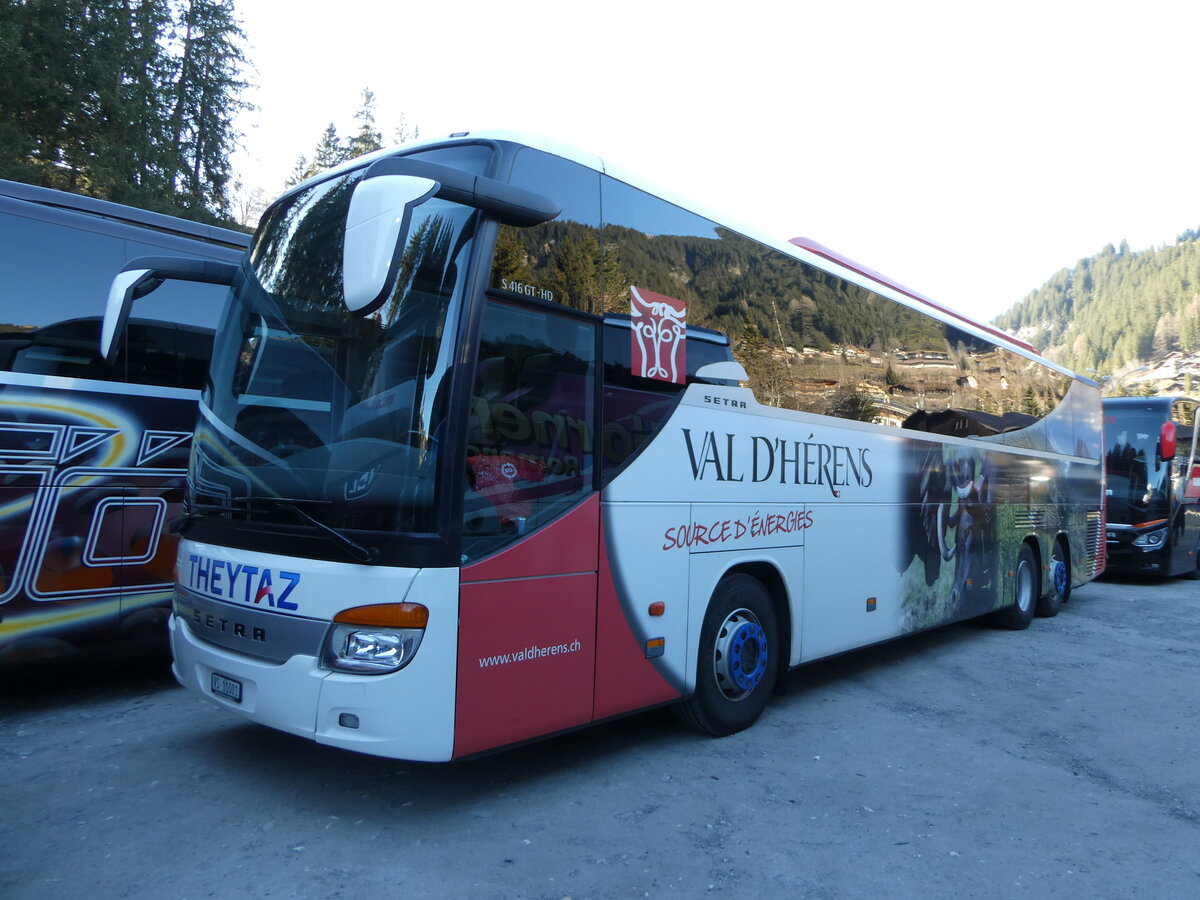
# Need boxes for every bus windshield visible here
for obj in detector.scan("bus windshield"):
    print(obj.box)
[1104,407,1170,521]
[195,169,478,543]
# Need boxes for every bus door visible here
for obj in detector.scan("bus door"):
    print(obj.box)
[1172,403,1200,574]
[454,300,599,757]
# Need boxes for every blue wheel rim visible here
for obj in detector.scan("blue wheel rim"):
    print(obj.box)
[714,609,769,699]
[1053,558,1068,596]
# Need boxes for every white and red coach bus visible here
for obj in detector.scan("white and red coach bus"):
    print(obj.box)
[103,132,1104,760]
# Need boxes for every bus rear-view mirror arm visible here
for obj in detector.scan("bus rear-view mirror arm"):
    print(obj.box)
[101,256,237,363]
[343,157,561,316]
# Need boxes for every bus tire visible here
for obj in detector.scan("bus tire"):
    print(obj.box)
[675,574,779,737]
[993,543,1038,630]
[1037,538,1070,617]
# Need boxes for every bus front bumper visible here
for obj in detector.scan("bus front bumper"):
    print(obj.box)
[169,613,456,762]
[1104,523,1170,575]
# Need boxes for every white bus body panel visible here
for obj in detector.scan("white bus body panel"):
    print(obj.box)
[603,381,977,689]
[170,539,459,762]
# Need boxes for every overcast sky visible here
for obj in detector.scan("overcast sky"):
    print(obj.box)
[229,0,1200,325]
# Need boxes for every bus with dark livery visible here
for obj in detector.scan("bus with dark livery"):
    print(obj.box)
[0,179,249,664]
[1103,395,1200,578]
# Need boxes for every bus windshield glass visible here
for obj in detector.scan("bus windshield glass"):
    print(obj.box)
[1105,406,1170,521]
[196,168,478,539]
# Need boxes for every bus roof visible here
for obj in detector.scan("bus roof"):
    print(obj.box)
[0,178,250,251]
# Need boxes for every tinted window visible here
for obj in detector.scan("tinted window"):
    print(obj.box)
[463,300,596,561]
[600,322,731,484]
[598,174,1074,439]
[0,196,235,386]
[0,316,213,389]
[489,148,603,312]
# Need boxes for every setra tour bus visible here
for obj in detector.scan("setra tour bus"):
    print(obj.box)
[1102,395,1200,578]
[102,132,1104,760]
[0,179,249,665]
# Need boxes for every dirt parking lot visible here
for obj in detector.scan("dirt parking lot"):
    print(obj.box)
[2,573,1198,900]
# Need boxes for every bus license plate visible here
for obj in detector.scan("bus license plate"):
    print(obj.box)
[211,672,243,703]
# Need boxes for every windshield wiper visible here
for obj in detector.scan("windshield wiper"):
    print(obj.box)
[270,499,380,564]
[172,497,379,564]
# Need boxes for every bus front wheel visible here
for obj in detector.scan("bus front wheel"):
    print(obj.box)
[993,543,1038,630]
[675,573,779,737]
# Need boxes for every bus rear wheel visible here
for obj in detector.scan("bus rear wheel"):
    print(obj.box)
[1037,538,1070,617]
[675,573,779,737]
[993,543,1038,630]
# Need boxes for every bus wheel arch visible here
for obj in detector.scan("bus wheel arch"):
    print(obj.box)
[1037,535,1071,617]
[992,540,1039,630]
[728,561,792,679]
[674,569,782,736]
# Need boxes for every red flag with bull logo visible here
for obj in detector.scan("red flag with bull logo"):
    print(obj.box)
[630,286,686,384]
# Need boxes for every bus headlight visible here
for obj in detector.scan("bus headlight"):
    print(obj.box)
[1132,528,1167,550]
[323,602,428,674]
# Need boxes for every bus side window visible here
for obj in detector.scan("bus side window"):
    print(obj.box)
[0,317,124,383]
[462,300,596,562]
[489,147,602,314]
[599,323,731,486]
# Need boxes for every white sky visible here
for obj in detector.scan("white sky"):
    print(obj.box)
[229,0,1200,325]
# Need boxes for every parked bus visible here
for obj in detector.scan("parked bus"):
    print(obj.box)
[1103,395,1200,578]
[103,132,1104,760]
[0,179,250,664]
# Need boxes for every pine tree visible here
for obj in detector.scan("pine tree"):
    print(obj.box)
[164,0,249,218]
[346,88,383,160]
[312,123,345,171]
[284,155,311,188]
[0,0,248,223]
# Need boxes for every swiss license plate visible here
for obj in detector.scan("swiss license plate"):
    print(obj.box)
[211,672,243,703]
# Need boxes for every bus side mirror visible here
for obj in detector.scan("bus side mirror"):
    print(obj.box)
[343,156,561,317]
[101,256,237,363]
[343,175,439,315]
[695,360,749,385]
[1160,421,1177,460]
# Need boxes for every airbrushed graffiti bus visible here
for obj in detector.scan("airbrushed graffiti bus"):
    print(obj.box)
[102,132,1104,760]
[1102,395,1200,578]
[0,179,249,664]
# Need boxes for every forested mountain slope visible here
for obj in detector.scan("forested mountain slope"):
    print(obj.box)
[993,230,1200,386]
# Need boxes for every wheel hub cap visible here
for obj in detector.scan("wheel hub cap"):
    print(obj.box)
[1053,559,1068,596]
[714,611,769,697]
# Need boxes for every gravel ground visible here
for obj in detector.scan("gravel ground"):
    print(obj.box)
[2,573,1198,900]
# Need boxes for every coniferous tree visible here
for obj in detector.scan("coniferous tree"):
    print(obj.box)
[312,123,345,171]
[996,231,1200,376]
[164,0,249,217]
[0,0,248,223]
[346,88,384,160]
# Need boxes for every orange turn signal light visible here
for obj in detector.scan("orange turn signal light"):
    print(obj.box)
[334,602,428,628]
[648,601,666,617]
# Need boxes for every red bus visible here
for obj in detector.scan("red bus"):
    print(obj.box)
[104,132,1104,759]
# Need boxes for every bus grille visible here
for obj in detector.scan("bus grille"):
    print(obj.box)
[1086,510,1104,575]
[1012,508,1046,530]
